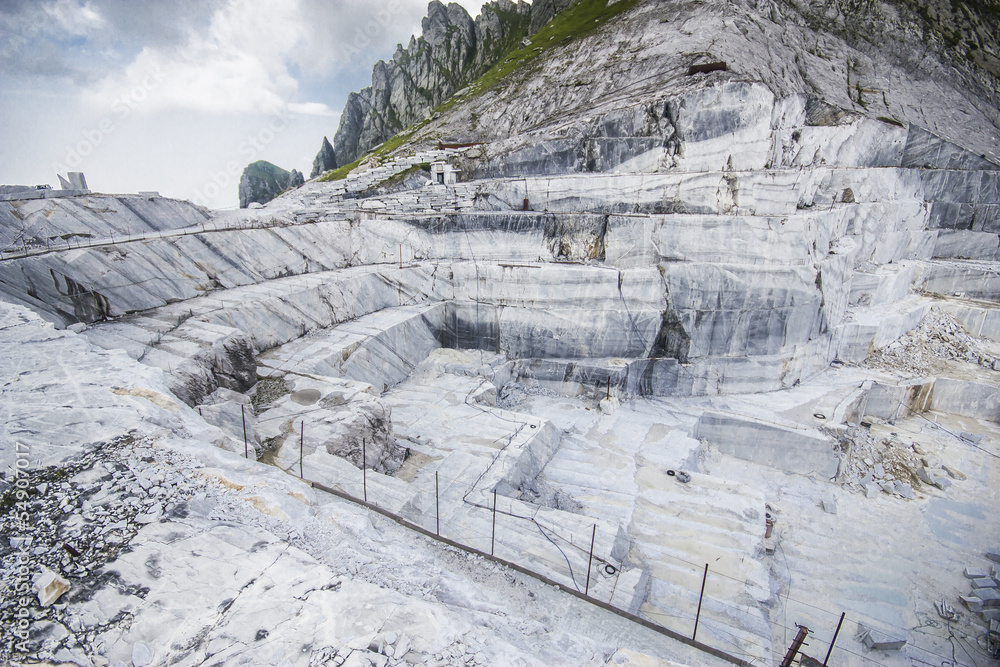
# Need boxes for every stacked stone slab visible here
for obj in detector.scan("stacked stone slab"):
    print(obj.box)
[338,149,465,194]
[961,555,1000,626]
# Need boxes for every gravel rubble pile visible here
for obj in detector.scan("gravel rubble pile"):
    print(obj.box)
[836,426,923,499]
[0,433,204,664]
[864,308,997,378]
[834,423,970,501]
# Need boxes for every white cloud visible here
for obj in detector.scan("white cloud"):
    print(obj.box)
[0,0,500,210]
[43,0,107,35]
[1,0,108,75]
[80,0,494,116]
[289,0,426,78]
[289,0,486,79]
[84,0,302,115]
[288,102,336,116]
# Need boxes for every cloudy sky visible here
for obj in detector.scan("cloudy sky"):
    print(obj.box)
[0,0,485,208]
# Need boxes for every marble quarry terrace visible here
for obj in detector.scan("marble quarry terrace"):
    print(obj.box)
[3,85,1000,665]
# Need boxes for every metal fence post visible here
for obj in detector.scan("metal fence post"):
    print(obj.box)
[435,471,440,536]
[693,563,708,641]
[824,612,845,665]
[491,489,497,556]
[299,420,304,479]
[780,625,811,667]
[362,438,367,502]
[584,524,596,596]
[241,404,248,458]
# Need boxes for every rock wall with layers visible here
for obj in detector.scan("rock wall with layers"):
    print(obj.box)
[3,2,1000,665]
[2,89,997,406]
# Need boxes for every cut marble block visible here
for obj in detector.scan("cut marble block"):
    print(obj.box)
[861,380,934,421]
[914,259,1000,302]
[933,231,1000,261]
[930,379,1000,422]
[259,303,445,390]
[692,410,839,478]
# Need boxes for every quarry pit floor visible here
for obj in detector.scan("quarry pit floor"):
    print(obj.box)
[263,345,1000,667]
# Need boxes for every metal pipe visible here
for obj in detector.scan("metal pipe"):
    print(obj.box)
[779,624,811,667]
[241,404,248,458]
[491,489,497,556]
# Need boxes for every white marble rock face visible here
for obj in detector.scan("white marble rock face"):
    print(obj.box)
[4,119,998,401]
[2,1,1000,664]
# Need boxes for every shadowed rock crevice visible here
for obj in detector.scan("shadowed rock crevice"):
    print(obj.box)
[50,269,110,323]
[649,307,691,363]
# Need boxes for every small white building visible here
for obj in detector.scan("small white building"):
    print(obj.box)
[429,161,459,185]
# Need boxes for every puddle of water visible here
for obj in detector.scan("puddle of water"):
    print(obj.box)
[257,448,280,467]
[290,388,321,405]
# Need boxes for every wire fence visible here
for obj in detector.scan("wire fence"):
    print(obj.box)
[0,215,319,262]
[0,204,826,265]
[5,188,996,666]
[250,425,990,667]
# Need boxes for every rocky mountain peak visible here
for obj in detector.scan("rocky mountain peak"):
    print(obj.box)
[346,0,998,175]
[421,1,476,48]
[323,0,536,169]
[310,137,337,179]
[527,0,577,34]
[239,161,302,208]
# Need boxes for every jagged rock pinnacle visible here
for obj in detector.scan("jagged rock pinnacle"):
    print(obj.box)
[310,137,337,178]
[330,0,538,166]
